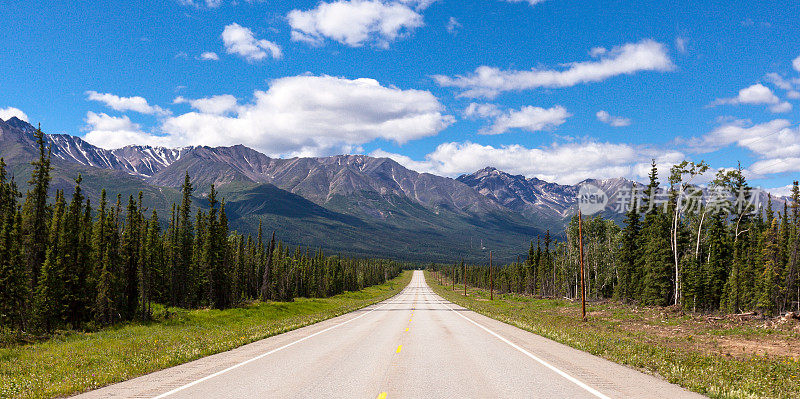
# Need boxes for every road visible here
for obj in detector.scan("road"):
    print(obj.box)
[76,270,705,399]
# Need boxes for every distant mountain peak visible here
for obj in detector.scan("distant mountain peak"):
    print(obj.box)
[4,116,35,132]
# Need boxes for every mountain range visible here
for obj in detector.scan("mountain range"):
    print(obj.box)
[7,116,778,262]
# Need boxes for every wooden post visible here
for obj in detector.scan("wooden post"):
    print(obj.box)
[463,262,467,296]
[578,211,587,322]
[489,251,494,301]
[452,265,455,290]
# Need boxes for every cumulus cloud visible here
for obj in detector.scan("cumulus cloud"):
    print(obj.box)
[711,83,791,113]
[794,55,800,73]
[714,119,800,159]
[87,75,453,156]
[287,0,424,47]
[199,51,219,61]
[83,112,171,149]
[685,118,800,176]
[222,23,282,61]
[433,39,674,97]
[596,110,631,127]
[173,94,238,115]
[86,91,170,116]
[0,106,28,122]
[373,140,678,184]
[482,105,570,134]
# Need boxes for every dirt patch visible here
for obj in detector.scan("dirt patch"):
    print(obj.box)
[583,303,800,360]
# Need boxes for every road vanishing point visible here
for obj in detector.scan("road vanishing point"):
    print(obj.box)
[76,271,705,399]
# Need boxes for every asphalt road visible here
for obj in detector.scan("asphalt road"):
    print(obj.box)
[76,270,706,399]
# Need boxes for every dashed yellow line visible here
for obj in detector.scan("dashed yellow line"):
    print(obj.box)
[377,392,387,399]
[396,345,402,353]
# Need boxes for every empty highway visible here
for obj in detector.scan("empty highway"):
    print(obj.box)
[76,271,705,399]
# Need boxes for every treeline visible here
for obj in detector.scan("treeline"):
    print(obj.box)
[436,161,799,316]
[0,128,401,333]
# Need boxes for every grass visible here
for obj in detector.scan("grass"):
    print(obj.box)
[427,271,800,399]
[0,271,412,399]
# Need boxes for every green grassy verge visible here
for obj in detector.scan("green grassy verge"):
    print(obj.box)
[1,271,412,399]
[427,271,800,399]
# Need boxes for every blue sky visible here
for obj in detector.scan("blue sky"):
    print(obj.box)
[2,0,800,191]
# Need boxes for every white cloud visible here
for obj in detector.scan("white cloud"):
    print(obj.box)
[712,83,792,113]
[433,39,674,97]
[770,101,793,113]
[178,0,223,8]
[373,140,673,184]
[89,75,453,155]
[765,72,793,91]
[483,105,570,134]
[83,112,171,149]
[173,94,238,115]
[506,0,546,5]
[287,0,423,47]
[765,183,797,197]
[464,103,501,118]
[85,91,170,116]
[793,55,800,73]
[199,51,219,61]
[222,23,282,61]
[691,118,800,176]
[750,158,800,176]
[588,47,607,57]
[0,106,28,122]
[446,17,461,35]
[596,110,631,127]
[397,0,437,9]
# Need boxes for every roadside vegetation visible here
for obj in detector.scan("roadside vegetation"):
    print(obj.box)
[428,271,800,399]
[0,270,411,399]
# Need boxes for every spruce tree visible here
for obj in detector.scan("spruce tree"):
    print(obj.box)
[0,159,27,329]
[173,172,193,307]
[617,183,640,301]
[22,125,52,292]
[34,190,66,331]
[641,162,674,306]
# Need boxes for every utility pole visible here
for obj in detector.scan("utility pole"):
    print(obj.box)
[489,251,494,301]
[578,210,587,322]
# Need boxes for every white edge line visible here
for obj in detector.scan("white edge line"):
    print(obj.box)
[429,289,612,399]
[151,290,405,399]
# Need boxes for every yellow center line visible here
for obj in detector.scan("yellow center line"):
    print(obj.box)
[396,345,402,353]
[377,392,387,399]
